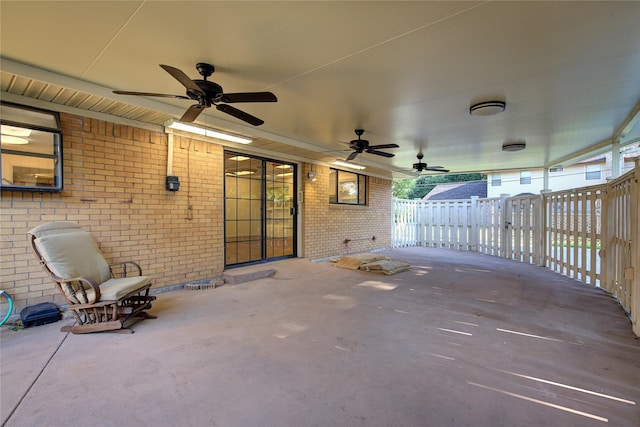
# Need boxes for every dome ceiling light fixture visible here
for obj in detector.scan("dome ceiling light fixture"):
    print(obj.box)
[502,141,526,152]
[469,100,506,116]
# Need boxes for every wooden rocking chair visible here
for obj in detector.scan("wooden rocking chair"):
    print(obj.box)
[28,222,156,334]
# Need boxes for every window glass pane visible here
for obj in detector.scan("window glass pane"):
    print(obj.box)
[329,168,366,205]
[491,174,501,186]
[358,175,367,204]
[249,178,262,198]
[225,176,237,197]
[1,123,62,191]
[329,169,337,203]
[250,158,263,180]
[237,200,251,220]
[237,221,251,239]
[338,170,358,204]
[251,200,262,218]
[1,103,60,130]
[585,164,601,180]
[520,171,532,185]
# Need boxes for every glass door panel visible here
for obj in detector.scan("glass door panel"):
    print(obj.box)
[225,152,296,267]
[265,161,295,259]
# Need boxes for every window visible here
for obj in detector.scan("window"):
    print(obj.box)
[1,103,62,192]
[549,166,563,173]
[520,171,532,185]
[329,168,367,205]
[491,174,502,186]
[585,164,601,180]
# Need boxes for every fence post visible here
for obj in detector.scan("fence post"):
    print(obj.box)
[500,194,510,258]
[392,199,397,247]
[470,196,478,252]
[418,200,425,246]
[537,190,549,266]
[631,160,639,336]
[604,182,614,295]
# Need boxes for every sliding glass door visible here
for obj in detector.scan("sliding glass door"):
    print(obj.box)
[224,152,296,267]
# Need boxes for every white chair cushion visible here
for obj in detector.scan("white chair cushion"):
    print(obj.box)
[80,276,152,303]
[34,231,112,285]
[29,221,84,238]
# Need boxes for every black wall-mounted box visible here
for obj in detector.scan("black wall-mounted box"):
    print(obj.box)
[166,176,180,191]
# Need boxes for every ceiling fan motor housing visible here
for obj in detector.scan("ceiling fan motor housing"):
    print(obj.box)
[190,80,223,105]
[351,129,369,149]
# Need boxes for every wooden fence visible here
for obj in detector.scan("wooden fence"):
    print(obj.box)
[393,161,639,335]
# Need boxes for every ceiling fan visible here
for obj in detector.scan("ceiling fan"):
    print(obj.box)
[346,129,399,161]
[113,63,277,126]
[413,152,450,173]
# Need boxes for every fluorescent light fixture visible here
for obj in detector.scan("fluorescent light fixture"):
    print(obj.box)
[332,160,366,170]
[225,170,255,176]
[228,155,250,162]
[206,129,252,144]
[1,135,29,145]
[1,125,32,137]
[167,120,206,136]
[276,172,294,177]
[166,119,252,144]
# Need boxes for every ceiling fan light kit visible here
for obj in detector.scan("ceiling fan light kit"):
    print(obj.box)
[502,141,526,152]
[469,100,506,116]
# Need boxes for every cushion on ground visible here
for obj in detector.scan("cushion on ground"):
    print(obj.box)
[335,254,390,270]
[359,260,412,275]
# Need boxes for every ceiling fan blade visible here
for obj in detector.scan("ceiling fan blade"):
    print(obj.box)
[346,151,359,161]
[216,104,264,126]
[368,143,399,150]
[366,150,395,158]
[113,90,190,99]
[180,104,206,122]
[159,64,205,95]
[220,92,278,103]
[426,167,450,173]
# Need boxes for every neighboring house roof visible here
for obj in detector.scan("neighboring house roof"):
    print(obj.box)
[422,181,487,200]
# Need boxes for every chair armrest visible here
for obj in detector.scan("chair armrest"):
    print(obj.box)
[110,261,143,278]
[59,276,101,304]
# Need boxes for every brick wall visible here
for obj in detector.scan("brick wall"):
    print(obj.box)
[1,114,225,313]
[301,163,392,260]
[0,113,393,316]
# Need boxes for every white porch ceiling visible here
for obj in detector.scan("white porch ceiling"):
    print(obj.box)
[1,1,639,178]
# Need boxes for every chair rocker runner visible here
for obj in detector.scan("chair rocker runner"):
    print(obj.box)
[29,222,156,334]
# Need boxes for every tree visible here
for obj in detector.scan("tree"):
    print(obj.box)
[393,173,486,199]
[392,179,415,199]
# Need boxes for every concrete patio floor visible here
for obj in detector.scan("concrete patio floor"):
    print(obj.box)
[1,247,639,427]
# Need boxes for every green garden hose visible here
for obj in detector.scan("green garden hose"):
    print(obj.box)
[1,290,14,326]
